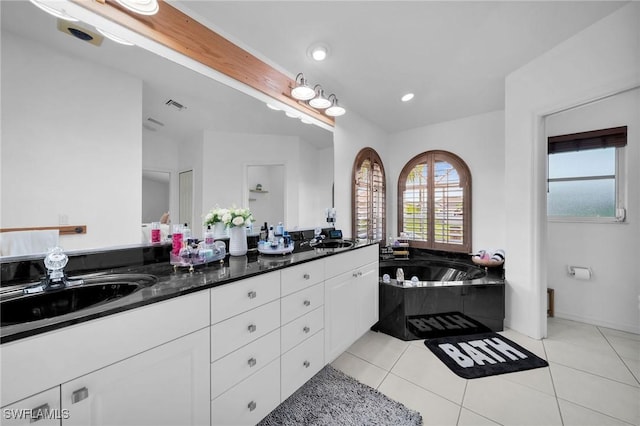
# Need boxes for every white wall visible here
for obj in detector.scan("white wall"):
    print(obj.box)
[505,2,640,338]
[545,88,639,333]
[1,32,142,251]
[387,111,506,250]
[333,110,388,239]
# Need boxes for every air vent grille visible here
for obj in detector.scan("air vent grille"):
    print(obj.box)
[165,99,186,111]
[146,117,165,126]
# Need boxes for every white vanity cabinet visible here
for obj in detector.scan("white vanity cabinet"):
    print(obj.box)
[1,290,210,425]
[1,387,61,426]
[324,244,379,362]
[62,328,210,426]
[279,260,326,401]
[210,271,282,426]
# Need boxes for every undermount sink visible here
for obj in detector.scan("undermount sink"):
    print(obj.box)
[0,274,157,326]
[312,239,355,249]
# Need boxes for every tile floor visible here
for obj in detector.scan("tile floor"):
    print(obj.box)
[331,318,640,426]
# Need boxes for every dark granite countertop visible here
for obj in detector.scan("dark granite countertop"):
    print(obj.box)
[0,241,378,344]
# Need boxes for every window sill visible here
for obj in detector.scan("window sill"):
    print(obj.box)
[547,217,627,224]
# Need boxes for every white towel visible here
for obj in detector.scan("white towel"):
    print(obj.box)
[0,230,59,257]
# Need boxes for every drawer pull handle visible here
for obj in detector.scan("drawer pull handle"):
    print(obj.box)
[303,360,311,368]
[71,387,89,404]
[303,300,311,307]
[358,271,363,277]
[248,401,257,412]
[303,326,310,334]
[248,357,257,367]
[248,291,257,299]
[303,273,310,279]
[353,272,359,278]
[247,324,257,333]
[29,403,50,423]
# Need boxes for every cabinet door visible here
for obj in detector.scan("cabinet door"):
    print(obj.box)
[324,271,358,363]
[356,261,379,336]
[62,328,209,426]
[1,387,62,426]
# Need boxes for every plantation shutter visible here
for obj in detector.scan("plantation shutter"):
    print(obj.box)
[352,148,386,241]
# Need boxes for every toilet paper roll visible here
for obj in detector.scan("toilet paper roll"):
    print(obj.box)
[572,267,591,280]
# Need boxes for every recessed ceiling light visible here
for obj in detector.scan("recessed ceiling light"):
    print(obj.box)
[308,44,329,62]
[401,93,415,102]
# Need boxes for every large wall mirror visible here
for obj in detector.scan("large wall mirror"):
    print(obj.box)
[0,1,333,256]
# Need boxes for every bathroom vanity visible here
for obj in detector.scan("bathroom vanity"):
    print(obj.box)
[0,242,379,426]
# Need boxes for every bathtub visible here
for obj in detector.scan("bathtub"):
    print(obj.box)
[373,257,505,341]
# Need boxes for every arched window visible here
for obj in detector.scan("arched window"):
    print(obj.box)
[398,150,471,253]
[352,148,386,241]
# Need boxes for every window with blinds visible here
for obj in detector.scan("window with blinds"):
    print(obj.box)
[398,151,471,253]
[352,148,386,241]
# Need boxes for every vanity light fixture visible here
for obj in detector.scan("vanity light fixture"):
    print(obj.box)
[96,28,135,46]
[325,94,346,117]
[308,85,331,109]
[114,0,160,16]
[29,0,78,22]
[291,73,316,101]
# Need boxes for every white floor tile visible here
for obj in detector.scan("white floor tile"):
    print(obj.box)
[346,330,409,371]
[330,352,388,389]
[499,364,555,396]
[391,344,467,404]
[621,356,640,383]
[457,408,501,426]
[546,318,609,350]
[550,362,640,425]
[500,327,548,360]
[599,326,640,342]
[605,334,640,361]
[463,375,562,425]
[557,398,634,426]
[544,339,638,386]
[378,373,461,426]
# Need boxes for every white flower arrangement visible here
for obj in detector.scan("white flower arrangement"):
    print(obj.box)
[225,207,253,228]
[203,206,229,226]
[204,206,253,228]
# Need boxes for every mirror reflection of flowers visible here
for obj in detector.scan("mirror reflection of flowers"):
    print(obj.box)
[226,207,253,228]
[204,206,229,226]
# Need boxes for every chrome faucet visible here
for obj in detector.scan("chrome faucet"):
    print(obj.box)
[23,247,83,294]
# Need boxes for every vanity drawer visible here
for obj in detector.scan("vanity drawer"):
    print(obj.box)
[211,300,280,361]
[211,271,280,324]
[281,260,325,296]
[281,282,324,325]
[281,306,324,354]
[211,329,280,399]
[211,358,280,426]
[281,330,324,401]
[324,245,378,278]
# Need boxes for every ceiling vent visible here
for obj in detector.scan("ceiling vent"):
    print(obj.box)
[146,117,165,127]
[165,99,187,111]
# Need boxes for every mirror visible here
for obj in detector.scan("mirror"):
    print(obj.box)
[0,2,333,256]
[142,170,170,223]
[247,165,286,228]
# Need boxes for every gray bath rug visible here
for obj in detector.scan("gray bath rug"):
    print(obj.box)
[258,365,422,426]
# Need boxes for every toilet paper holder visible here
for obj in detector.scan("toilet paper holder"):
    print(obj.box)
[567,265,592,279]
